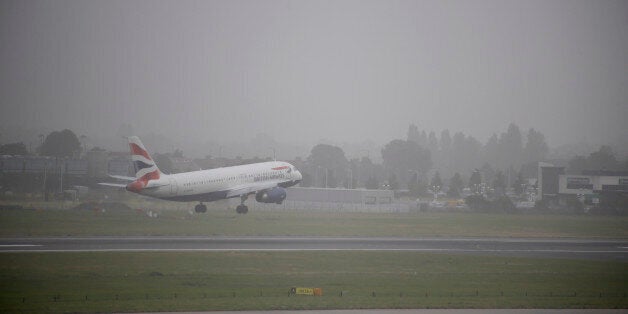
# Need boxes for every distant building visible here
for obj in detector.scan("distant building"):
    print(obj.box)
[537,161,627,209]
[537,162,564,201]
[232,187,404,212]
[107,152,133,177]
[86,149,108,178]
[285,187,393,205]
[558,171,628,202]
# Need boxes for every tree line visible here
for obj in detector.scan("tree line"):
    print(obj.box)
[2,127,626,198]
[298,123,627,197]
[0,129,82,158]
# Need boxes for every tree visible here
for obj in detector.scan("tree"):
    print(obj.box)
[407,172,419,196]
[447,172,463,198]
[430,171,442,188]
[464,135,482,173]
[438,129,452,175]
[492,170,506,192]
[523,128,548,163]
[468,169,482,189]
[427,131,438,155]
[357,156,378,188]
[480,163,495,188]
[587,145,618,170]
[365,176,379,190]
[326,168,338,188]
[407,124,420,144]
[440,129,451,153]
[568,146,619,173]
[172,149,184,158]
[387,173,399,190]
[299,171,313,187]
[0,142,28,155]
[568,155,588,174]
[419,130,427,147]
[513,171,526,195]
[345,158,359,189]
[307,144,348,187]
[40,129,81,158]
[483,133,499,167]
[451,132,466,174]
[497,123,523,169]
[153,153,174,174]
[381,139,432,186]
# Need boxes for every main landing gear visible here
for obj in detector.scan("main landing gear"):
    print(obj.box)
[236,194,249,214]
[194,203,207,213]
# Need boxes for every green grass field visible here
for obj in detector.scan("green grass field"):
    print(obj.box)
[0,251,626,313]
[0,204,627,238]
[1,203,626,312]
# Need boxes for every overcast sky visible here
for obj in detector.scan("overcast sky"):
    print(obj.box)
[1,0,627,150]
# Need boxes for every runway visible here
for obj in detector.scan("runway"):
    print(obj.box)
[1,236,627,260]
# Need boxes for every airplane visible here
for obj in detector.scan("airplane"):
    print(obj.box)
[100,136,302,214]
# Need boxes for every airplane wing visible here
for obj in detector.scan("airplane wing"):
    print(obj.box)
[225,181,281,198]
[98,181,168,189]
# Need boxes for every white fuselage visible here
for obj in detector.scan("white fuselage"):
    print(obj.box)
[135,161,301,202]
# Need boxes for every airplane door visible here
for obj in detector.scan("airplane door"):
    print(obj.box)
[168,177,178,196]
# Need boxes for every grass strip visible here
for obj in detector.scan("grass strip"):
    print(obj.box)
[0,251,626,312]
[0,208,627,238]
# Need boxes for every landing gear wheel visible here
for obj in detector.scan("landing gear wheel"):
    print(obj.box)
[194,204,207,213]
[236,204,248,214]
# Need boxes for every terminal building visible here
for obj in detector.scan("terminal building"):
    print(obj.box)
[538,162,628,211]
[559,171,628,194]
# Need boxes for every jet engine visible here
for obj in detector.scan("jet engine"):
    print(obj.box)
[255,187,286,204]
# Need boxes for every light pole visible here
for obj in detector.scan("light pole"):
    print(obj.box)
[80,135,87,157]
[347,168,353,189]
[316,166,328,188]
[408,170,420,196]
[43,162,48,201]
[38,134,44,155]
[432,185,440,201]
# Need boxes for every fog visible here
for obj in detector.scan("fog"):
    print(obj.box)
[1,0,627,157]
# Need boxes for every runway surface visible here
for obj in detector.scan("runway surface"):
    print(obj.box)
[1,236,627,260]
[134,310,627,314]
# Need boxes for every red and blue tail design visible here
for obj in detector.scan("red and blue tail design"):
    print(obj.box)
[126,136,161,192]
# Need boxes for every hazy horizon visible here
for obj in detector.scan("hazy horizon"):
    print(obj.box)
[1,0,627,156]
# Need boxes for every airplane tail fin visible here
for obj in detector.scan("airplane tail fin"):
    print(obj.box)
[127,136,162,181]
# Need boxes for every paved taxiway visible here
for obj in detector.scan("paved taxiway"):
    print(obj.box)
[1,236,627,260]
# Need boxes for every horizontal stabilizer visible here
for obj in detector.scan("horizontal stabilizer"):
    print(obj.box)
[108,174,135,181]
[98,182,127,188]
[144,182,170,189]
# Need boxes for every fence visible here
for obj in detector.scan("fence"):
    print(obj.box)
[3,289,626,304]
